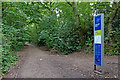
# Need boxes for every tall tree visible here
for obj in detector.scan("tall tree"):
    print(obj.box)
[65,0,85,46]
[107,2,119,44]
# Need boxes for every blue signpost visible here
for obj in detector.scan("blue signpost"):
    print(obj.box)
[94,14,104,74]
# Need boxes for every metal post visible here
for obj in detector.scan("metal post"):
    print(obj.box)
[94,65,96,70]
[94,13,104,74]
[101,13,104,74]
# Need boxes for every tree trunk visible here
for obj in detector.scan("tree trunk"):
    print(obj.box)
[72,2,85,46]
[0,2,2,77]
[107,2,119,53]
[65,1,85,46]
[72,2,80,29]
[0,2,2,46]
[107,2,119,44]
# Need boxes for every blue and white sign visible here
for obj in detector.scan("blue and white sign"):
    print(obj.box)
[94,14,104,67]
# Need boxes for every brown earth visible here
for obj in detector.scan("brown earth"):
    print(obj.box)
[3,44,118,78]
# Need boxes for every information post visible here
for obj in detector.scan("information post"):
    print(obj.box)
[94,14,104,74]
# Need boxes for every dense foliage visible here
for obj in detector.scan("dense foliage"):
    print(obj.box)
[0,2,119,75]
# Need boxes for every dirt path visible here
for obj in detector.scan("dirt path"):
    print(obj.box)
[3,45,118,78]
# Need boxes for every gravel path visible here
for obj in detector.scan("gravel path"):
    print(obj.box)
[3,45,118,78]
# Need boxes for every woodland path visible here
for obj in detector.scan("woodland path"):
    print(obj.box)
[3,44,118,78]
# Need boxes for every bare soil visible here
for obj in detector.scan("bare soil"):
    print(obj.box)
[3,44,118,78]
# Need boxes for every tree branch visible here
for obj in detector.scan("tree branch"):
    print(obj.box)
[65,0,73,7]
[109,2,119,22]
[111,3,119,20]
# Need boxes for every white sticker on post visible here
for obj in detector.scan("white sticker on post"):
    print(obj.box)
[95,36,101,44]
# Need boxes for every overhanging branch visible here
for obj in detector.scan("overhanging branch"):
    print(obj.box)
[65,0,73,7]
